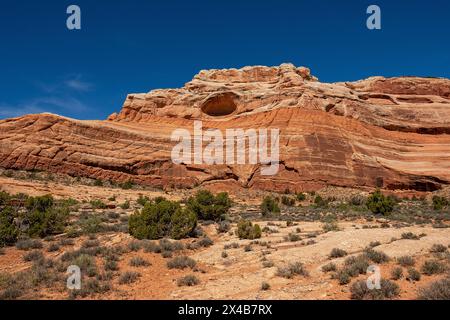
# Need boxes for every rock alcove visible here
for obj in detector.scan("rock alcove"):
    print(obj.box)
[201,93,237,116]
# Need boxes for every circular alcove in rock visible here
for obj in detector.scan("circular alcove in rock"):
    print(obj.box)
[201,93,238,116]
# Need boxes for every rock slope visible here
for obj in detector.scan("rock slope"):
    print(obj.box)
[1,64,450,192]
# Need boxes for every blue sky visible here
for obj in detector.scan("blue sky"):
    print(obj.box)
[0,0,449,120]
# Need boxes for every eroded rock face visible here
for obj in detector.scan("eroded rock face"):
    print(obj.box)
[1,64,450,192]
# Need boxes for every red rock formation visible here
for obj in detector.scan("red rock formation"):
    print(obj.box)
[1,64,450,192]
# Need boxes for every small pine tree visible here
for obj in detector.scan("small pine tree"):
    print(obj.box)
[0,207,19,246]
[366,189,395,215]
[261,196,280,216]
[237,220,262,240]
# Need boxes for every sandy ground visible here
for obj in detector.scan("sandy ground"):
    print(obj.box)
[1,177,449,300]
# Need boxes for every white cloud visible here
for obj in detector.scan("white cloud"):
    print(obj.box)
[0,74,94,119]
[0,96,88,119]
[65,77,93,92]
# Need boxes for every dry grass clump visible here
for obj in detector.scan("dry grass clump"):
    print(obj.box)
[118,271,141,284]
[329,248,347,259]
[167,256,196,270]
[418,278,450,300]
[397,255,415,267]
[129,256,150,267]
[350,279,400,300]
[276,262,309,279]
[177,275,200,287]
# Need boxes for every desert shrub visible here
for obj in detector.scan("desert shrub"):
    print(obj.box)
[22,195,69,238]
[118,271,140,284]
[129,199,197,240]
[313,195,328,208]
[69,279,111,299]
[107,212,120,220]
[276,262,309,279]
[216,220,231,233]
[23,250,44,262]
[25,195,53,212]
[90,199,107,210]
[104,259,119,271]
[322,221,339,232]
[296,193,306,201]
[368,241,381,248]
[260,196,280,216]
[167,256,196,269]
[198,237,213,247]
[430,244,447,253]
[335,270,351,285]
[143,241,161,253]
[221,251,228,258]
[223,242,239,250]
[0,207,19,246]
[161,251,172,258]
[15,238,43,251]
[350,195,366,206]
[71,254,96,273]
[350,279,400,300]
[262,260,274,268]
[329,248,348,259]
[137,195,150,207]
[58,238,74,247]
[177,275,199,287]
[128,240,142,252]
[159,238,184,252]
[120,201,130,210]
[119,180,134,190]
[236,220,262,240]
[406,267,421,281]
[79,215,103,234]
[82,239,100,249]
[322,262,337,273]
[0,286,24,300]
[281,196,295,207]
[108,195,116,202]
[284,233,301,242]
[47,243,60,252]
[261,282,270,291]
[432,196,448,211]
[364,248,390,264]
[129,256,150,267]
[366,190,395,215]
[401,232,420,240]
[93,179,103,187]
[0,191,11,206]
[0,272,29,300]
[26,207,69,238]
[244,244,252,252]
[343,255,370,276]
[421,260,446,275]
[397,255,415,267]
[391,267,403,280]
[187,190,231,221]
[170,206,198,240]
[418,278,450,300]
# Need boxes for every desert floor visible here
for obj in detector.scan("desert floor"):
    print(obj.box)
[0,172,449,300]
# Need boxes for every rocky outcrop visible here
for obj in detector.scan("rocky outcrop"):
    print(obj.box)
[1,64,450,192]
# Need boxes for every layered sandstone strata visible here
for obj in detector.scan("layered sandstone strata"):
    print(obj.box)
[1,64,449,192]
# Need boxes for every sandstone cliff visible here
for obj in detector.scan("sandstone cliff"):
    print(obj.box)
[1,64,450,192]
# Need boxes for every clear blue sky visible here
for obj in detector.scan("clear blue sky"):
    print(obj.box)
[0,0,449,120]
